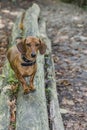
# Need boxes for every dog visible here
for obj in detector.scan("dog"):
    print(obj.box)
[7,36,47,94]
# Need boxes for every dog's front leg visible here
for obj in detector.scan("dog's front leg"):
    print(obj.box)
[16,74,30,94]
[29,72,36,92]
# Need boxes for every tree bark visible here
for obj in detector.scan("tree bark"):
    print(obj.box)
[0,10,26,130]
[0,67,10,130]
[15,4,49,130]
[39,18,64,130]
[0,3,64,130]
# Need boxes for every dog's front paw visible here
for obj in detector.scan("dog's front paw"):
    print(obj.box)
[24,87,30,95]
[29,86,36,92]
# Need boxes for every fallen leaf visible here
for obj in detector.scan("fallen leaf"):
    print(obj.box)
[60,108,69,114]
[58,79,71,86]
[62,98,74,105]
[7,99,16,107]
[74,98,83,103]
[53,55,59,63]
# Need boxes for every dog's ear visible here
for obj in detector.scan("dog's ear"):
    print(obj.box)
[39,39,47,55]
[16,37,26,55]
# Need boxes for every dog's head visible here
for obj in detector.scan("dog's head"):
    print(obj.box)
[16,36,47,60]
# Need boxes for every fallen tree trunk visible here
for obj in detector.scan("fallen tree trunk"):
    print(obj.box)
[16,4,49,130]
[0,11,24,130]
[0,71,10,130]
[0,3,64,130]
[39,19,64,130]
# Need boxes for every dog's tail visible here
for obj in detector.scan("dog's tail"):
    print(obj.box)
[19,11,25,31]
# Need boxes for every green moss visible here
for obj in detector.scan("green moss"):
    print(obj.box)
[6,63,18,84]
[45,87,51,101]
[11,122,16,129]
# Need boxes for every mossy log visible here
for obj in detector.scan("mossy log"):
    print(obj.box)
[0,11,25,130]
[0,68,10,130]
[15,4,49,130]
[0,3,64,130]
[39,19,64,130]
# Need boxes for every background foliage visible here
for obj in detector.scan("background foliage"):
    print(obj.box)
[61,0,87,6]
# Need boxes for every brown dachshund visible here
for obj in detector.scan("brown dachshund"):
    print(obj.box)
[7,36,47,94]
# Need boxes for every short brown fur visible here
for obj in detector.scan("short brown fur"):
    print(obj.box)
[7,36,47,94]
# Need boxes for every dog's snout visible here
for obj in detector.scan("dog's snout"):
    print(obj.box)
[31,53,36,58]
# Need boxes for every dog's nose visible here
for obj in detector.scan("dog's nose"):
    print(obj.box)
[31,53,36,58]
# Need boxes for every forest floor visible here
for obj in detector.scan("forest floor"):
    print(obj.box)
[0,0,87,130]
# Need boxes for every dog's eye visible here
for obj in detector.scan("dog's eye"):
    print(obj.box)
[35,43,39,47]
[26,43,31,47]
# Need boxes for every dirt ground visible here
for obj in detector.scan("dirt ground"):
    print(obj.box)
[0,0,87,130]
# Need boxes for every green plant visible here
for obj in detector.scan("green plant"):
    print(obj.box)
[7,64,18,84]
